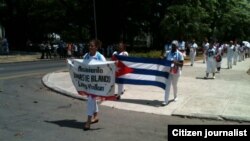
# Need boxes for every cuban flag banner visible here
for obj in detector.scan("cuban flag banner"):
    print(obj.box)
[114,55,172,89]
[67,59,117,100]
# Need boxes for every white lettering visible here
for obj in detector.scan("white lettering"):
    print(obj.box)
[172,129,178,136]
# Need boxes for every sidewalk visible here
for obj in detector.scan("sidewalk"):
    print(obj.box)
[43,57,250,122]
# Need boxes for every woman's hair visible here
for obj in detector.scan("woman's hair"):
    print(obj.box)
[119,41,126,49]
[90,39,102,49]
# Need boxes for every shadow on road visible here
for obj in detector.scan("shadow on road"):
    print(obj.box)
[45,119,102,131]
[115,99,175,107]
[195,76,215,80]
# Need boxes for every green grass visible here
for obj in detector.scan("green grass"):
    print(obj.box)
[129,50,162,58]
[128,50,203,64]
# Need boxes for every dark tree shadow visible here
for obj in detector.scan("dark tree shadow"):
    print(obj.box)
[45,119,102,131]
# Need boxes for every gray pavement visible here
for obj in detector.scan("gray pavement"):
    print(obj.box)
[43,57,250,122]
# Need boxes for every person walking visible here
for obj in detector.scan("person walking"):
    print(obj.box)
[227,41,234,69]
[45,41,52,59]
[215,43,223,73]
[161,39,172,58]
[204,43,216,79]
[39,42,46,59]
[189,39,198,66]
[238,42,245,62]
[83,39,106,130]
[112,42,129,100]
[202,38,210,63]
[2,37,9,55]
[67,42,73,58]
[162,40,184,106]
[233,41,239,65]
[178,39,186,58]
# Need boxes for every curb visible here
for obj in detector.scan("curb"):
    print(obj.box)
[42,72,86,101]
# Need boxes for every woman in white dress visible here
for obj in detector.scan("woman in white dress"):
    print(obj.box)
[204,43,216,79]
[83,39,106,130]
[112,42,129,100]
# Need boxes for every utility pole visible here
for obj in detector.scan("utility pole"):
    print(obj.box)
[93,0,97,39]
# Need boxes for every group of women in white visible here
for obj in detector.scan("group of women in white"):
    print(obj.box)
[82,38,249,130]
[162,39,249,106]
[202,40,250,79]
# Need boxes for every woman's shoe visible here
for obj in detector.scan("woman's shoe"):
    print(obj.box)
[83,126,90,131]
[84,123,90,131]
[91,119,99,124]
[161,102,168,106]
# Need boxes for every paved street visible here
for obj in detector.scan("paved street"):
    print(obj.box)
[1,58,246,141]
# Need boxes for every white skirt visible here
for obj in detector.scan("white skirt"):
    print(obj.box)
[206,57,216,73]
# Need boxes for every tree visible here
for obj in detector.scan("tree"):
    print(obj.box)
[160,0,210,42]
[1,0,250,51]
[217,0,250,41]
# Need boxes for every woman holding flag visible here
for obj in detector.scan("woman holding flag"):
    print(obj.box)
[83,39,106,130]
[162,40,184,106]
[112,42,129,100]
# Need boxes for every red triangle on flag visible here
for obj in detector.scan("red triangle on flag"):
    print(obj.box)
[116,60,133,77]
[111,55,117,61]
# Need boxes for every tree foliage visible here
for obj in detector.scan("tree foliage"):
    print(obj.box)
[0,0,250,50]
[161,1,210,41]
[161,0,250,42]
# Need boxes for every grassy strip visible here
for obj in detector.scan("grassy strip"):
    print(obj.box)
[129,50,203,60]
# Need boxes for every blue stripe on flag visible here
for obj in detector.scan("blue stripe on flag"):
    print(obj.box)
[116,78,166,89]
[115,55,172,66]
[133,68,169,78]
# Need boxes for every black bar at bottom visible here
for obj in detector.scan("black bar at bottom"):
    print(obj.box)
[168,125,250,141]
